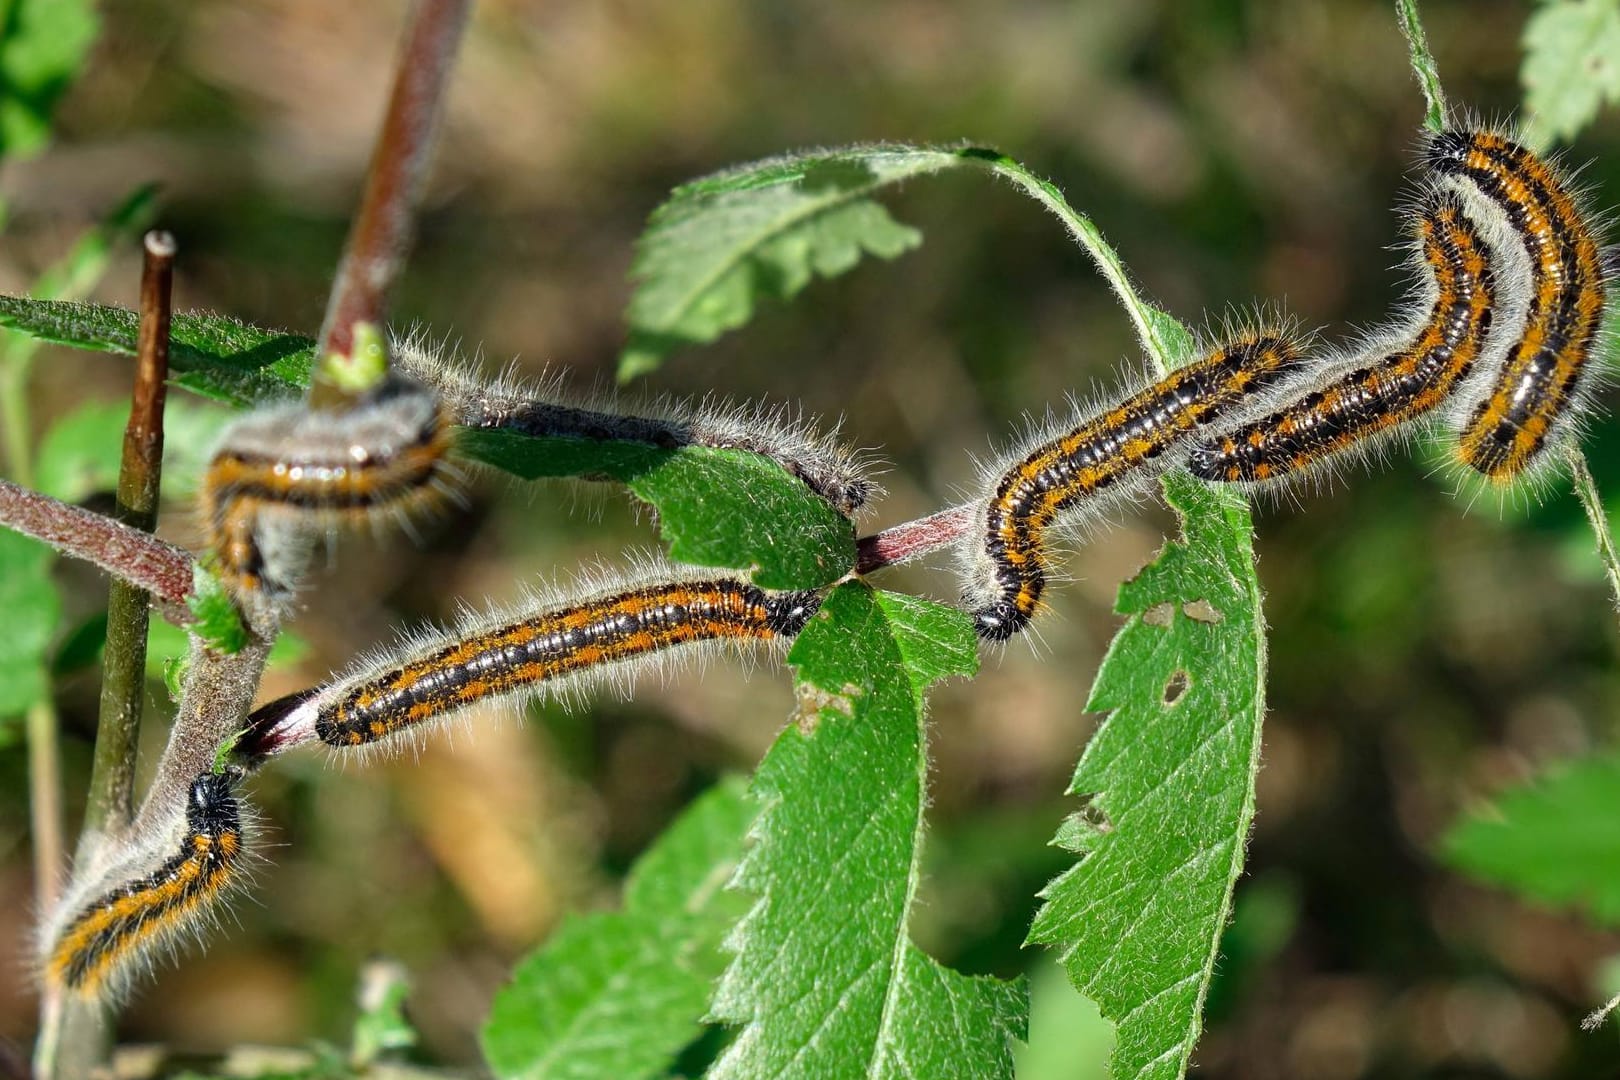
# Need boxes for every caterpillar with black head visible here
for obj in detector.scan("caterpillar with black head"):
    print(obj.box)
[42,769,247,999]
[964,330,1307,641]
[245,562,823,757]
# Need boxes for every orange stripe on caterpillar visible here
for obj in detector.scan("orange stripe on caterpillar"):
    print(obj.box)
[967,331,1306,640]
[1188,188,1496,485]
[244,570,823,755]
[392,336,876,515]
[200,376,456,601]
[1425,128,1609,482]
[43,769,245,998]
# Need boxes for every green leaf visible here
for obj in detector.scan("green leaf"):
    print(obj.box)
[710,583,1027,1079]
[351,961,418,1064]
[482,778,755,1080]
[34,399,128,503]
[1026,471,1267,1080]
[457,429,855,590]
[1522,0,1620,150]
[0,297,315,406]
[0,0,99,159]
[619,147,957,380]
[0,526,60,715]
[1441,750,1620,925]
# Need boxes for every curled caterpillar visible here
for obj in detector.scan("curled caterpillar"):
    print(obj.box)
[391,335,876,515]
[965,330,1307,640]
[201,375,457,605]
[1188,187,1497,486]
[42,769,247,999]
[245,564,824,756]
[1425,127,1610,482]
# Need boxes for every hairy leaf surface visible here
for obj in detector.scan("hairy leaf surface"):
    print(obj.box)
[1026,472,1267,1080]
[1522,0,1620,149]
[709,583,1026,1079]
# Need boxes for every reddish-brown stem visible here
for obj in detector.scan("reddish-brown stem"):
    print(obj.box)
[312,0,471,405]
[856,503,976,575]
[0,479,193,622]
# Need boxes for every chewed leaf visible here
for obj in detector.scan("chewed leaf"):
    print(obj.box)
[1442,751,1620,926]
[457,429,855,590]
[0,297,314,405]
[482,779,754,1080]
[1026,471,1267,1080]
[709,583,1026,1079]
[619,146,959,380]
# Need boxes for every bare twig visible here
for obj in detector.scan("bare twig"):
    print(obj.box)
[856,504,976,575]
[85,230,175,840]
[0,478,194,622]
[312,0,471,405]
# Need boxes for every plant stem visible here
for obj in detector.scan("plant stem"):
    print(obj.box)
[0,479,194,622]
[856,504,975,575]
[84,231,175,840]
[1395,0,1448,133]
[1565,446,1620,615]
[312,0,471,406]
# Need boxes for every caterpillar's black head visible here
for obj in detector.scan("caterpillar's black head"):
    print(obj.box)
[764,591,824,637]
[971,600,1031,642]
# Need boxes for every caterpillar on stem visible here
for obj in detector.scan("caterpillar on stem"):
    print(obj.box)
[41,769,249,1000]
[200,375,458,614]
[963,328,1307,640]
[1187,187,1499,487]
[244,561,824,759]
[391,335,877,516]
[1425,126,1611,484]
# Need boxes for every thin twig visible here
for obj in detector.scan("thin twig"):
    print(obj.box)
[1565,446,1620,615]
[84,230,175,840]
[312,0,472,406]
[856,504,976,575]
[0,478,194,622]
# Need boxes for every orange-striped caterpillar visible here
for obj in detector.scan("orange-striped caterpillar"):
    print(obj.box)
[964,330,1307,640]
[1187,187,1498,486]
[391,336,876,515]
[42,769,247,999]
[201,375,457,607]
[244,563,823,757]
[1425,127,1611,483]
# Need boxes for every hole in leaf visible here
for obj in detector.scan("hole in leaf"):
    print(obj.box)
[1163,670,1189,705]
[1142,602,1175,627]
[1182,598,1223,624]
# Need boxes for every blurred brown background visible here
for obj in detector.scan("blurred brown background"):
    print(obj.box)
[3,0,1619,1074]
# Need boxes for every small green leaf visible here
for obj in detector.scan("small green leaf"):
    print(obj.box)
[482,779,755,1080]
[34,400,128,503]
[1026,471,1268,1080]
[351,961,418,1064]
[186,564,248,654]
[0,297,315,406]
[457,429,855,589]
[0,0,99,159]
[710,583,1027,1079]
[619,147,958,380]
[1442,750,1620,925]
[1522,0,1620,150]
[0,526,60,715]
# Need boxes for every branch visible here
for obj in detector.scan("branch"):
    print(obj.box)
[0,478,194,623]
[312,0,472,404]
[855,503,975,575]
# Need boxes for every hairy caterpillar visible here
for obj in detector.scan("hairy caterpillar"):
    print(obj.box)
[1187,188,1497,486]
[42,769,247,999]
[245,563,824,756]
[1424,127,1610,482]
[201,375,457,605]
[391,335,876,515]
[964,330,1307,640]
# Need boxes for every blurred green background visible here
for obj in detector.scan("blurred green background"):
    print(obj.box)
[3,0,1620,1075]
